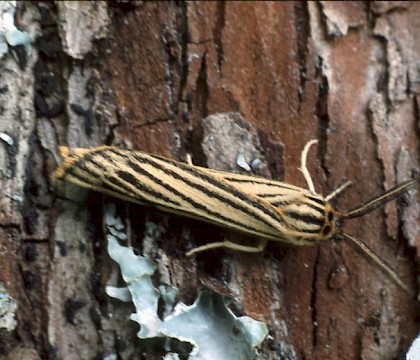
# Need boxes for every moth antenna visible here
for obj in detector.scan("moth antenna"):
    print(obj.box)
[340,232,410,294]
[325,180,352,202]
[299,139,318,194]
[343,178,420,219]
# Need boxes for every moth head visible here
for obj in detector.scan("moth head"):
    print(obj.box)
[321,203,337,239]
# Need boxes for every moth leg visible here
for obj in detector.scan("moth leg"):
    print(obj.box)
[185,154,193,165]
[325,180,352,202]
[186,239,267,257]
[299,139,318,194]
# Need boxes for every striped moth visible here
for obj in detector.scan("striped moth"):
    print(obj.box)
[54,141,418,291]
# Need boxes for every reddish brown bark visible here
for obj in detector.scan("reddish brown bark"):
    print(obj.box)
[1,2,419,359]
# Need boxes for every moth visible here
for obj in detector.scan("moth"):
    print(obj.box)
[54,140,419,292]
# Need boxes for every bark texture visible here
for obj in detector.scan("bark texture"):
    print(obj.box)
[0,2,419,359]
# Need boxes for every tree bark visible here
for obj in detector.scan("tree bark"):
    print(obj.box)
[1,2,419,359]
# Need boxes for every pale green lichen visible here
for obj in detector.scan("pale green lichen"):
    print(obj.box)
[159,290,268,359]
[104,203,268,359]
[0,282,17,331]
[407,333,420,360]
[105,204,161,339]
[236,153,251,172]
[0,133,14,146]
[103,354,117,360]
[163,354,180,360]
[0,2,31,59]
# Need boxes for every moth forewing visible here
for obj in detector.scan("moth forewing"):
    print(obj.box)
[55,146,327,245]
[205,168,336,242]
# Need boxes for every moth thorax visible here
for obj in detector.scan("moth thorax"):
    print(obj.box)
[282,199,335,240]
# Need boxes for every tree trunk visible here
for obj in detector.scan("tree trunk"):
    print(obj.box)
[1,2,419,359]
